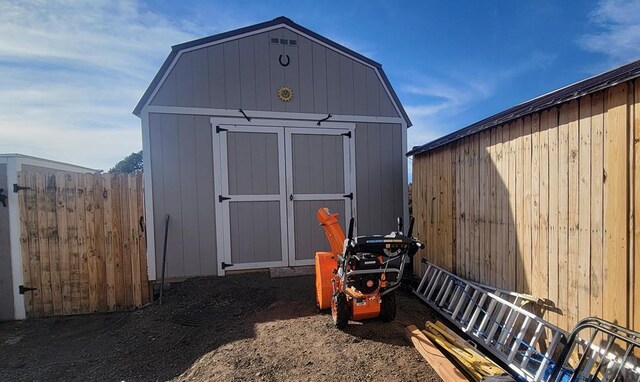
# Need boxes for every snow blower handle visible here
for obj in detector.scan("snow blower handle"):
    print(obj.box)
[347,217,355,240]
[407,216,415,237]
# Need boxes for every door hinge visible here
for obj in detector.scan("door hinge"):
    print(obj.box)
[221,262,234,270]
[13,184,31,193]
[216,126,228,133]
[19,285,37,294]
[341,131,352,138]
[342,192,353,200]
[218,195,231,203]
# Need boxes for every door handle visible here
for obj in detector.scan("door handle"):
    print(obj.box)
[289,194,293,201]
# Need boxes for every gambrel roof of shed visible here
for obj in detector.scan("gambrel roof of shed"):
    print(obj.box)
[133,16,411,126]
[407,58,640,156]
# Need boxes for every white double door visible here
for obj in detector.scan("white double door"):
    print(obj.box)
[215,124,355,272]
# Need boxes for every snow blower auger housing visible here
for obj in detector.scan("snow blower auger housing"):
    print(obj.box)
[315,208,424,329]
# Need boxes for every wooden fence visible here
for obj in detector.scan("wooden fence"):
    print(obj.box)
[412,81,640,333]
[17,171,149,317]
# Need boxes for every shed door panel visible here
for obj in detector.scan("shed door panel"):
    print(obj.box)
[219,126,288,270]
[229,201,283,264]
[286,129,354,265]
[293,199,346,261]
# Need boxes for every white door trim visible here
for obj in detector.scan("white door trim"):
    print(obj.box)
[285,127,356,266]
[214,124,289,273]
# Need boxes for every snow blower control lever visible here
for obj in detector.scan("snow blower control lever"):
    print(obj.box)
[314,208,424,329]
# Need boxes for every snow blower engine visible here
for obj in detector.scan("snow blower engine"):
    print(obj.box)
[314,208,424,329]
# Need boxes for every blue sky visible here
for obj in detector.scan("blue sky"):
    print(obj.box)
[1,0,639,171]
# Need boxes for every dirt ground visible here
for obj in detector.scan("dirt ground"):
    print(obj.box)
[0,272,441,382]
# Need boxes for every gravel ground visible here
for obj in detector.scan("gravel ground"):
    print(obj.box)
[0,272,441,382]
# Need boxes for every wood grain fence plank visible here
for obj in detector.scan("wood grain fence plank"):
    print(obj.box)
[578,96,592,323]
[567,100,580,329]
[548,108,560,326]
[603,83,629,327]
[55,173,72,315]
[590,92,605,322]
[17,172,33,317]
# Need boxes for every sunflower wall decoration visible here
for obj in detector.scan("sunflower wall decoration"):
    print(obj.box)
[277,86,294,102]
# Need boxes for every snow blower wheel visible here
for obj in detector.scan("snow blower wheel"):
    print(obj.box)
[379,293,397,322]
[314,208,424,329]
[331,292,350,329]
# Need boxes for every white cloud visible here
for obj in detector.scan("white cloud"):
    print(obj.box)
[580,0,640,63]
[0,0,247,170]
[402,51,557,159]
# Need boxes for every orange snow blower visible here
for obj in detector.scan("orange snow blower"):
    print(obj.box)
[315,208,424,329]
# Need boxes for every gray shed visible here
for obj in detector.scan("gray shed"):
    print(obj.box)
[0,154,99,320]
[134,17,411,279]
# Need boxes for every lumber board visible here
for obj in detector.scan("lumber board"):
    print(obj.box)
[76,174,90,312]
[65,173,81,314]
[635,80,640,333]
[425,321,508,378]
[129,173,142,307]
[455,145,463,276]
[55,173,72,315]
[36,173,53,316]
[479,132,488,284]
[530,113,542,298]
[508,121,518,291]
[603,83,629,327]
[17,172,33,317]
[557,104,570,330]
[547,108,559,326]
[84,174,99,312]
[471,136,479,281]
[537,111,550,305]
[103,173,116,311]
[489,128,498,287]
[522,116,532,294]
[46,174,63,316]
[500,124,510,289]
[404,325,469,382]
[590,92,605,322]
[137,174,149,305]
[578,96,592,323]
[567,99,580,329]
[120,174,133,308]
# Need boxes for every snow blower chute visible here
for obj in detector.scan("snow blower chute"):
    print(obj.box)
[315,208,424,329]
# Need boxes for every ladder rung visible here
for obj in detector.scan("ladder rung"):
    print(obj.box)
[508,316,531,362]
[464,293,487,332]
[534,331,562,382]
[451,284,471,320]
[520,321,544,370]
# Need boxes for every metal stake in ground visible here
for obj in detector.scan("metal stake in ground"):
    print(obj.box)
[159,214,170,305]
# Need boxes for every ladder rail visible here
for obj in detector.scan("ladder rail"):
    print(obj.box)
[414,260,570,382]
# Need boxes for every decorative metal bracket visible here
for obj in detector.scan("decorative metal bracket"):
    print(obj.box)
[19,285,37,294]
[238,109,251,122]
[218,195,231,203]
[221,262,234,270]
[317,114,332,126]
[13,184,31,193]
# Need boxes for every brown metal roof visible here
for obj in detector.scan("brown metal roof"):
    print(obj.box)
[407,59,640,156]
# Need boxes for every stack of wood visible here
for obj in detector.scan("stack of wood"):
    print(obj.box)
[405,321,515,382]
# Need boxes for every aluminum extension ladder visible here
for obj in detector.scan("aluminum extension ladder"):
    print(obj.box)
[414,260,570,382]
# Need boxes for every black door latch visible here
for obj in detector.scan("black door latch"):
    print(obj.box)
[0,188,6,207]
[19,285,37,294]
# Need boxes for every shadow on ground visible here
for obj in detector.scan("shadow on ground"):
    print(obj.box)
[0,273,438,382]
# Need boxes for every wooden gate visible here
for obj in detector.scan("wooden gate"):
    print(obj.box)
[17,171,149,317]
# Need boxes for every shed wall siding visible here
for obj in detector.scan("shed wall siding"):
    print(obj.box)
[0,164,15,320]
[148,116,403,277]
[355,122,404,235]
[149,28,399,118]
[412,81,640,333]
[149,113,217,278]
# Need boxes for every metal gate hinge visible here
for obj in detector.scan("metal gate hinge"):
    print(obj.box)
[13,184,31,193]
[341,131,352,138]
[221,262,234,270]
[19,285,37,294]
[342,192,353,200]
[218,195,231,203]
[216,126,228,133]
